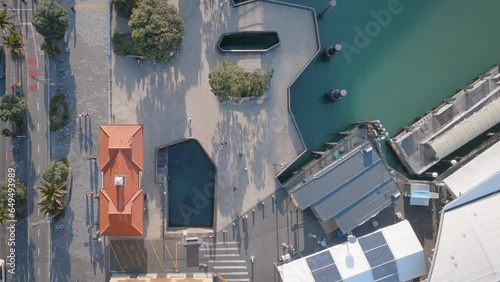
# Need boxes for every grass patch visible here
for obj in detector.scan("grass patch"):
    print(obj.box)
[112,32,137,56]
[49,92,70,131]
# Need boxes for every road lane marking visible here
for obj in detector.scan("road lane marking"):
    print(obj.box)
[37,124,39,132]
[38,247,40,255]
[110,242,124,271]
[29,24,39,69]
[149,240,164,270]
[200,247,239,251]
[213,266,247,269]
[208,260,246,263]
[38,229,40,237]
[122,240,136,269]
[37,102,39,111]
[204,254,240,257]
[163,241,178,269]
[37,144,39,153]
[5,151,7,160]
[206,241,239,245]
[135,240,151,272]
[38,208,40,216]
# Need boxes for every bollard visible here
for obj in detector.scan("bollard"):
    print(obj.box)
[323,44,342,61]
[325,89,347,102]
[319,0,337,19]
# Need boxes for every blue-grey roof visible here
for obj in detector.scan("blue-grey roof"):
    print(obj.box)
[292,143,399,233]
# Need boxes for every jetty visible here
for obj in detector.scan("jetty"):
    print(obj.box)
[389,64,500,175]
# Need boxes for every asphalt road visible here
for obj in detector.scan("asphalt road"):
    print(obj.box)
[9,2,52,282]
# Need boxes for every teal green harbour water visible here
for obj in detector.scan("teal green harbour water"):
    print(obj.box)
[278,0,500,178]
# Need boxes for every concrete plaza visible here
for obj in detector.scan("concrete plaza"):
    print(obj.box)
[111,0,318,233]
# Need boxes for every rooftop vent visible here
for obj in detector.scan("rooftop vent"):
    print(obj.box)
[114,175,125,186]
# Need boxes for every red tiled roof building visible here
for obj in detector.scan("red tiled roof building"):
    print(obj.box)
[99,125,144,236]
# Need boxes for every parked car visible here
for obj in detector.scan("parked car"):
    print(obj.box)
[0,259,6,282]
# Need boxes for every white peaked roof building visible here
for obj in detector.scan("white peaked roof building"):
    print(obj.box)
[441,139,500,197]
[278,220,426,282]
[427,147,500,282]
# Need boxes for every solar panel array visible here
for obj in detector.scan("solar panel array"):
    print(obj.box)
[302,231,401,282]
[305,250,342,282]
[358,231,399,282]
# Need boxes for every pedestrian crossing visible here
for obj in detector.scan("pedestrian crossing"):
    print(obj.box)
[200,241,250,282]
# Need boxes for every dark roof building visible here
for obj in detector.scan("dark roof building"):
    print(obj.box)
[289,140,400,234]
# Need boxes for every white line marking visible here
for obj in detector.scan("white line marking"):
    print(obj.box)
[206,241,239,245]
[213,266,247,269]
[29,24,39,69]
[218,272,248,275]
[37,102,39,111]
[38,229,40,237]
[200,247,239,251]
[37,144,39,153]
[38,208,40,216]
[208,260,246,263]
[37,247,40,255]
[204,254,240,257]
[37,124,39,132]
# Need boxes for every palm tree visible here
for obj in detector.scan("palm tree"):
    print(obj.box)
[37,181,67,217]
[0,9,15,34]
[2,30,23,57]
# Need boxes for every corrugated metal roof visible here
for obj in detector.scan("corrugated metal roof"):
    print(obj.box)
[291,143,398,233]
[428,97,500,159]
[428,191,500,282]
[443,140,500,197]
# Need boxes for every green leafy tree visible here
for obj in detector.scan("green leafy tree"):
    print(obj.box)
[0,9,15,34]
[111,0,138,18]
[49,92,70,131]
[0,94,27,125]
[1,128,11,137]
[37,181,67,217]
[2,31,24,57]
[111,32,136,56]
[0,179,27,216]
[32,0,69,40]
[129,0,184,63]
[208,61,273,101]
[41,39,61,57]
[43,160,69,185]
[0,206,7,225]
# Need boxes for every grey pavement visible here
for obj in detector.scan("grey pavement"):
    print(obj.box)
[111,0,317,234]
[47,1,110,281]
[108,1,319,281]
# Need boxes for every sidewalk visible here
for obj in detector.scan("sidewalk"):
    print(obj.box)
[48,1,110,281]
